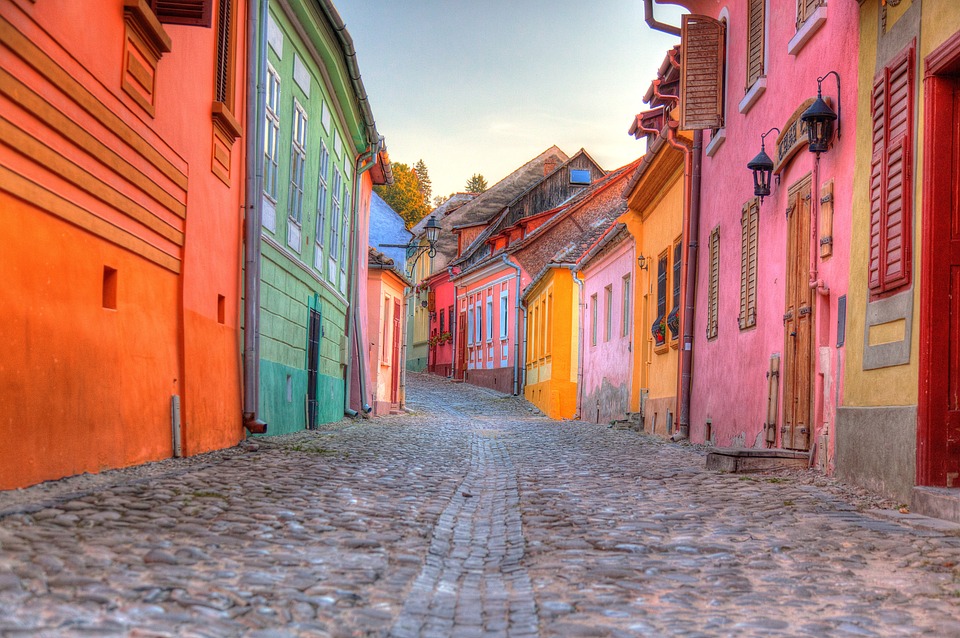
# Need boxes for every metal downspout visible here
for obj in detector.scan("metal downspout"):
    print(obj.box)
[343,142,380,416]
[502,254,522,395]
[242,0,269,433]
[643,0,681,37]
[679,130,703,438]
[558,264,585,419]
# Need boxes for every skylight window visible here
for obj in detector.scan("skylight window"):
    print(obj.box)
[570,168,591,185]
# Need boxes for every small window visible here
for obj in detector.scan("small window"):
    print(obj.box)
[440,308,446,334]
[604,285,613,342]
[500,291,509,339]
[740,199,760,329]
[622,274,631,338]
[570,168,591,185]
[796,0,824,31]
[486,298,493,342]
[288,100,307,225]
[263,65,281,202]
[591,293,598,346]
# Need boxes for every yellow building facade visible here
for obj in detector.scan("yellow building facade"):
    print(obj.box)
[523,267,579,419]
[621,138,686,438]
[840,0,960,506]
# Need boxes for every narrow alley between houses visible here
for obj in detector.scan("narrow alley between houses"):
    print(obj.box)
[1,374,959,638]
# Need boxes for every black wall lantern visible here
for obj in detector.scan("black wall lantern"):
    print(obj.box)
[747,127,780,202]
[637,254,649,271]
[380,215,442,275]
[800,70,841,156]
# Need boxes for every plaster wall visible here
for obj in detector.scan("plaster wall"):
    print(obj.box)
[367,268,406,415]
[524,268,578,419]
[426,272,457,373]
[0,0,247,487]
[457,262,526,393]
[580,240,635,424]
[686,0,859,461]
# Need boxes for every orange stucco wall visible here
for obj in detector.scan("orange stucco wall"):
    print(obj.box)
[0,0,246,488]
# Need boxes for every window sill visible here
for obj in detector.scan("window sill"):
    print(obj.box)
[705,128,726,158]
[788,5,827,56]
[738,77,767,115]
[670,339,679,350]
[654,343,669,356]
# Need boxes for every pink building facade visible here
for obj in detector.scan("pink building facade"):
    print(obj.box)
[579,225,636,425]
[456,261,524,394]
[664,0,858,468]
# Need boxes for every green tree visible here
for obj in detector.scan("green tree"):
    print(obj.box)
[414,159,432,204]
[465,173,488,194]
[374,162,430,227]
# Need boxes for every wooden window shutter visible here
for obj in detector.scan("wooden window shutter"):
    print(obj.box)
[680,14,726,130]
[797,0,823,30]
[707,227,720,339]
[746,0,765,90]
[868,43,914,296]
[739,199,759,329]
[151,0,212,27]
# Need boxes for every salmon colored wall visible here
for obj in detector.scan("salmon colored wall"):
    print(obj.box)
[0,195,180,489]
[427,271,457,371]
[367,268,405,414]
[0,0,247,486]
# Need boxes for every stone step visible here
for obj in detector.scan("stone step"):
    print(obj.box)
[706,448,809,474]
[911,487,960,524]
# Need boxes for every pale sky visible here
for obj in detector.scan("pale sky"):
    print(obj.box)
[335,1,687,201]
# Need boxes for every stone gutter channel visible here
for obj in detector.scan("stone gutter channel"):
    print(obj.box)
[391,429,539,638]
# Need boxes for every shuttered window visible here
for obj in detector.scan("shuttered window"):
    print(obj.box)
[746,0,765,90]
[796,0,823,31]
[680,14,726,130]
[868,43,914,297]
[214,0,235,106]
[707,227,720,340]
[150,0,212,27]
[739,199,760,329]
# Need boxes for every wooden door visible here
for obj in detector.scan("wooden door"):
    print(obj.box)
[920,73,960,486]
[306,308,322,429]
[390,299,401,405]
[455,312,467,380]
[782,179,813,451]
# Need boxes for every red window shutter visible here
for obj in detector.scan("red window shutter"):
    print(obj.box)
[150,0,212,27]
[868,43,914,296]
[867,77,885,291]
[680,15,726,130]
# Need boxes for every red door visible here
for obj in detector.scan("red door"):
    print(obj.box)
[920,69,960,487]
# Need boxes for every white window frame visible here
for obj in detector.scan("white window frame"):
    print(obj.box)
[622,274,631,338]
[591,293,598,347]
[263,64,281,203]
[287,99,307,252]
[485,296,493,343]
[314,141,329,270]
[328,168,342,281]
[467,306,474,345]
[475,300,482,343]
[340,178,351,292]
[499,290,509,339]
[604,285,613,342]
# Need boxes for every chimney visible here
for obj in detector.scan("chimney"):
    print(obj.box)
[544,158,558,176]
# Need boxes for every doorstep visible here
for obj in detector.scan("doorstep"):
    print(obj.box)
[705,448,809,473]
[912,486,960,525]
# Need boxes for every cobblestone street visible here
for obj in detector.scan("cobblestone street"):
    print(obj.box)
[2,374,960,637]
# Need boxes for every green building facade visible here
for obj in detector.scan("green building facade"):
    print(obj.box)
[255,1,366,434]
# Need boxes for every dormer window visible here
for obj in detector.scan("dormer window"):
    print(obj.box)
[570,168,591,185]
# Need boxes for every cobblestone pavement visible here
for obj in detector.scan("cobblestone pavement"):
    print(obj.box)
[1,373,960,637]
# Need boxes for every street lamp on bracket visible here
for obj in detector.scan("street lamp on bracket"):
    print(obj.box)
[380,215,441,277]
